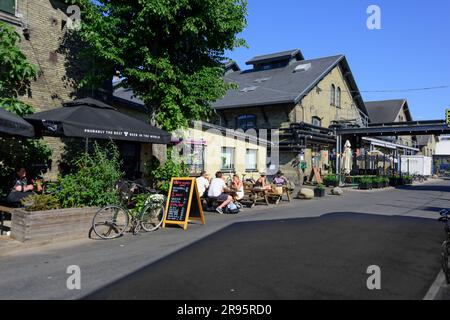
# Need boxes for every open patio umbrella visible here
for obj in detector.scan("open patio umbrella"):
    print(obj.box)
[25,98,171,144]
[0,107,35,137]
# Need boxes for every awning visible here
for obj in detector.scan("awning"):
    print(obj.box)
[25,98,171,144]
[362,137,419,152]
[0,107,35,137]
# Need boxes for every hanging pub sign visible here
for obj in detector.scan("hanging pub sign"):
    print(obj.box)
[162,178,205,230]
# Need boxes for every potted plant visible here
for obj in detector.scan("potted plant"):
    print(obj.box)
[403,175,413,185]
[382,176,390,188]
[389,175,401,186]
[372,176,383,189]
[359,176,373,190]
[323,174,339,187]
[314,184,326,197]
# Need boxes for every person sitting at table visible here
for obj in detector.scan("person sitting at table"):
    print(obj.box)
[207,171,234,214]
[6,167,36,205]
[231,174,244,201]
[273,170,288,187]
[196,171,210,198]
[254,173,272,192]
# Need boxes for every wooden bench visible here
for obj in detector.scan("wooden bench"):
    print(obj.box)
[0,205,14,236]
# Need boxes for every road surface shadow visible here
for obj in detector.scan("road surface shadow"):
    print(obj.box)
[84,212,443,300]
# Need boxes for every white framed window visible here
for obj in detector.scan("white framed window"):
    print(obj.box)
[186,144,205,175]
[221,147,235,171]
[246,149,258,171]
[0,0,16,15]
[330,84,336,106]
[336,87,341,108]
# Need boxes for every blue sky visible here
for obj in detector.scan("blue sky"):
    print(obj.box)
[226,0,450,120]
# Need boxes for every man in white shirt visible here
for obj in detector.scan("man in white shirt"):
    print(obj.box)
[207,171,233,214]
[196,171,210,198]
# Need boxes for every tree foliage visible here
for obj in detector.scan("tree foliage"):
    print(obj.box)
[0,22,52,196]
[64,0,248,131]
[0,22,37,100]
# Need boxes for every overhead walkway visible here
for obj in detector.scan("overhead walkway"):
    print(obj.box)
[336,120,450,137]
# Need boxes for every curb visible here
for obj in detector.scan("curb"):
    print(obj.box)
[424,271,449,300]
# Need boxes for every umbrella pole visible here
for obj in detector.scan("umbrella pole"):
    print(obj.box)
[85,137,89,154]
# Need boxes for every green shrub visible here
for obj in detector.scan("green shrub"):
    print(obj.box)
[21,194,60,212]
[360,176,373,184]
[149,150,190,193]
[323,174,338,186]
[51,142,124,208]
[316,184,326,191]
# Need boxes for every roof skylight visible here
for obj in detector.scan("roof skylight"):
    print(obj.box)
[240,86,258,93]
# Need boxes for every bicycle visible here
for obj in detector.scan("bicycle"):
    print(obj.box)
[91,180,166,240]
[439,209,450,284]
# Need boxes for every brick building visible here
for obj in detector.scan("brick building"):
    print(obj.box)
[1,1,166,179]
[212,49,369,181]
[1,0,85,178]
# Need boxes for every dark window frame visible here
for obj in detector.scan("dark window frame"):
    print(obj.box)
[312,116,322,127]
[0,0,16,15]
[236,114,257,131]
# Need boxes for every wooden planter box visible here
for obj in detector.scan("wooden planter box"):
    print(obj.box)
[359,183,372,190]
[11,207,98,243]
[324,181,339,188]
[372,182,384,189]
[314,189,326,197]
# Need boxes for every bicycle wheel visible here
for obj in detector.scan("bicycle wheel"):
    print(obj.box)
[441,241,450,284]
[92,206,129,240]
[140,205,165,232]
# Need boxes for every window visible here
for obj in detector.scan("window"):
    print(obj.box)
[221,147,235,171]
[236,114,257,131]
[312,116,322,127]
[186,144,205,175]
[246,149,258,171]
[0,0,15,15]
[330,84,336,105]
[336,87,341,108]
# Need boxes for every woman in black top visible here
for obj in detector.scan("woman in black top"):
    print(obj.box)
[6,167,35,205]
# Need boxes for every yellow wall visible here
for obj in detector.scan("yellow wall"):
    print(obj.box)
[293,65,363,127]
[182,123,267,179]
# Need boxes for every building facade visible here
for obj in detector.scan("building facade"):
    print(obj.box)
[1,1,166,179]
[1,0,82,178]
[178,122,268,179]
[212,49,368,181]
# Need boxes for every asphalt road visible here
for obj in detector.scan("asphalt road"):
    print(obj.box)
[0,179,449,300]
[85,212,442,300]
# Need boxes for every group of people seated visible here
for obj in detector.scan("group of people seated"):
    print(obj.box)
[196,170,290,214]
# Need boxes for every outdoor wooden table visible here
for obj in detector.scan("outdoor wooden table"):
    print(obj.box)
[283,186,294,202]
[248,188,270,206]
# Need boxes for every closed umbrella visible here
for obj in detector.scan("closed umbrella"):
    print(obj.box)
[0,107,34,137]
[341,140,352,175]
[25,98,171,144]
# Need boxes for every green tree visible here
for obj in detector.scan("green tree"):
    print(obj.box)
[65,0,247,131]
[0,22,52,196]
[0,21,37,113]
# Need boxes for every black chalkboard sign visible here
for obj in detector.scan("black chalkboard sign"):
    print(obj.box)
[163,178,205,230]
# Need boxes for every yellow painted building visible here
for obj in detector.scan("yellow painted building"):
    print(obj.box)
[176,121,269,179]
